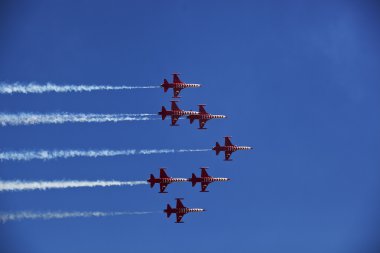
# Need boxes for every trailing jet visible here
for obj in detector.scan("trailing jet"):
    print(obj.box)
[213,136,253,161]
[164,198,205,223]
[189,167,230,192]
[147,168,188,193]
[161,73,201,98]
[158,100,198,126]
[187,104,226,129]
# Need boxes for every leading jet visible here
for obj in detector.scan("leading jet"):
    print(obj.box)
[189,167,230,192]
[187,104,226,129]
[164,198,206,223]
[158,100,198,126]
[161,73,201,98]
[147,168,188,193]
[213,136,253,161]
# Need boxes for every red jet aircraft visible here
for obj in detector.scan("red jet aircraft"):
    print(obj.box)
[161,73,201,98]
[158,100,198,126]
[187,104,226,129]
[164,198,206,223]
[213,136,253,161]
[189,167,230,192]
[147,168,188,193]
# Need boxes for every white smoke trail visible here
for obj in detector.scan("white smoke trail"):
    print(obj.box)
[0,113,158,126]
[0,149,211,161]
[0,211,154,223]
[0,82,160,94]
[0,180,148,192]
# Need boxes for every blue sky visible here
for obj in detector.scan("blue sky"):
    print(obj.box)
[1,0,380,252]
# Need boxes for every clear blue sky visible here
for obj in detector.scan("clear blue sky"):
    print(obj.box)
[1,1,380,252]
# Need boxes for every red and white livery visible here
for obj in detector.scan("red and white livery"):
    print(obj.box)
[187,104,226,129]
[164,198,206,223]
[189,167,230,192]
[158,100,198,126]
[147,168,188,193]
[161,73,201,98]
[212,136,253,161]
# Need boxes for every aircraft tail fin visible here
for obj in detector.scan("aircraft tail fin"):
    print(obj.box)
[191,173,197,187]
[163,79,169,92]
[160,106,167,120]
[215,142,221,155]
[165,204,172,218]
[149,174,155,188]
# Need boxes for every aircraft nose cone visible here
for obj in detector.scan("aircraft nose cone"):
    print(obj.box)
[227,178,231,181]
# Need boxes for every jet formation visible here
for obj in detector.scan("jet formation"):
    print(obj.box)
[147,167,230,193]
[156,73,253,223]
[158,101,198,126]
[159,100,226,129]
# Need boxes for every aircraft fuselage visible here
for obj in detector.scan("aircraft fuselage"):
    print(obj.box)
[147,178,188,185]
[169,110,198,116]
[166,208,205,216]
[191,177,230,183]
[215,145,253,152]
[162,83,201,89]
[188,114,226,120]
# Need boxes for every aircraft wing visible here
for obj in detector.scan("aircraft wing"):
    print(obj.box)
[176,213,185,223]
[199,119,208,129]
[173,88,181,98]
[224,136,233,146]
[160,168,169,178]
[201,168,210,177]
[173,73,183,83]
[160,183,168,193]
[171,115,180,126]
[201,182,210,192]
[225,151,233,161]
[171,101,180,111]
[176,199,185,209]
[198,105,207,114]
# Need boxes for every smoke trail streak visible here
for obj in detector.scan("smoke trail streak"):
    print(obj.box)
[0,82,160,94]
[0,149,211,161]
[0,113,158,126]
[0,211,154,223]
[0,180,148,192]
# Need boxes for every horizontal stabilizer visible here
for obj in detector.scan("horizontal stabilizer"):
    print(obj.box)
[149,174,155,188]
